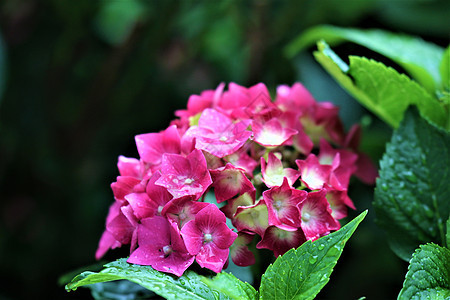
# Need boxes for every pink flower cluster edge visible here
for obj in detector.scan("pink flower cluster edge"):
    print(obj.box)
[96,82,377,277]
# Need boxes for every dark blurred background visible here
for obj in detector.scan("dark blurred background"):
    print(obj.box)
[0,0,448,299]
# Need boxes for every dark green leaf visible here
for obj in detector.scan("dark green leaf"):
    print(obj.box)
[66,258,232,299]
[201,272,257,300]
[259,210,367,300]
[398,243,450,300]
[313,41,448,130]
[287,25,444,91]
[374,107,450,261]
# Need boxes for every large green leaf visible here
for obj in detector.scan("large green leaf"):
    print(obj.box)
[313,41,448,131]
[398,243,450,300]
[286,25,444,92]
[66,259,237,300]
[374,107,450,261]
[259,210,367,300]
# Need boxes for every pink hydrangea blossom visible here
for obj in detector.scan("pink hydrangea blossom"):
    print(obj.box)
[155,149,212,200]
[263,178,307,229]
[261,152,299,188]
[298,189,340,241]
[210,163,254,203]
[96,82,375,276]
[181,204,237,273]
[128,216,194,277]
[184,108,252,158]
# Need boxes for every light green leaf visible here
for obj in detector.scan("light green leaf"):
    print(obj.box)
[374,107,450,261]
[201,272,257,300]
[66,258,231,300]
[259,210,367,300]
[313,41,448,130]
[440,45,450,89]
[287,25,444,91]
[398,243,450,300]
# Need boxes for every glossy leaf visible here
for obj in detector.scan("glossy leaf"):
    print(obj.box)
[374,107,450,261]
[259,210,367,300]
[398,243,450,300]
[313,41,448,130]
[287,25,444,91]
[66,258,232,300]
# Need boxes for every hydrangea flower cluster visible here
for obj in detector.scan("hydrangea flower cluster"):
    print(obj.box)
[96,82,377,277]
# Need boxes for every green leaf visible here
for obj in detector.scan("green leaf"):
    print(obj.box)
[374,107,450,261]
[201,272,257,300]
[287,25,444,91]
[398,243,450,300]
[440,45,450,89]
[313,41,448,130]
[259,210,367,300]
[66,258,232,300]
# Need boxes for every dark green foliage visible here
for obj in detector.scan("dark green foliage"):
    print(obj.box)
[398,243,450,299]
[374,108,450,261]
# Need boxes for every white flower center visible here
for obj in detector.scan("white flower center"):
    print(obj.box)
[274,200,283,210]
[219,136,228,142]
[302,212,311,222]
[163,245,172,257]
[204,233,213,243]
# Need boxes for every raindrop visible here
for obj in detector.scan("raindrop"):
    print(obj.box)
[318,244,325,250]
[309,255,318,264]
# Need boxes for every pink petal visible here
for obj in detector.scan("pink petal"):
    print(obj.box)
[125,192,158,220]
[180,220,204,255]
[95,230,121,260]
[233,200,269,236]
[296,154,332,190]
[298,189,340,241]
[253,118,298,147]
[111,176,142,202]
[195,242,230,273]
[263,178,307,228]
[117,156,142,178]
[230,233,255,266]
[256,226,306,257]
[135,125,181,166]
[210,164,255,203]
